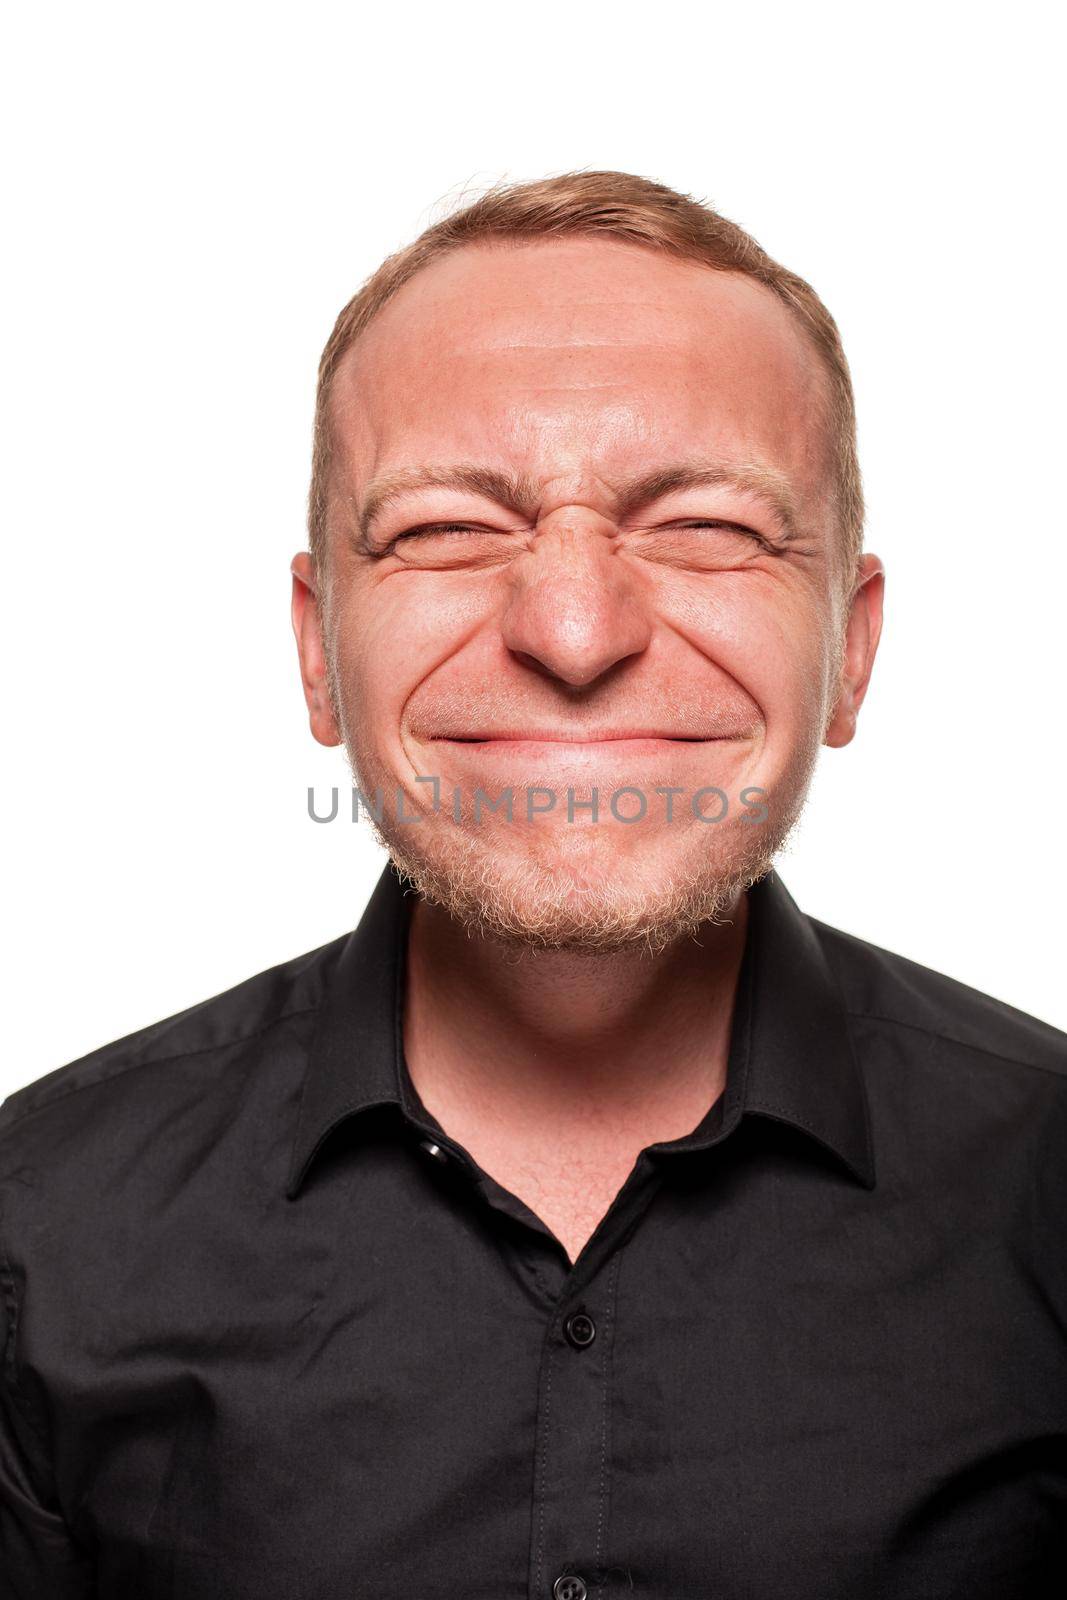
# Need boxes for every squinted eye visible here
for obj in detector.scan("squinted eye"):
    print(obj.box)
[626,519,779,568]
[672,520,774,551]
[376,522,516,568]
[394,523,486,540]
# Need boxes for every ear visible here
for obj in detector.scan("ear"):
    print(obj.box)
[290,552,342,747]
[823,554,885,748]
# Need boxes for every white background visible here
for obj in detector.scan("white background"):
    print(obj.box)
[3,1,1064,1095]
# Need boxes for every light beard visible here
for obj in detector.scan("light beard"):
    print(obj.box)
[352,789,807,957]
[326,659,816,957]
[389,834,766,957]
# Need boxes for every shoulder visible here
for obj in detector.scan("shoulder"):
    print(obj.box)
[0,933,352,1418]
[0,932,349,1176]
[810,912,1067,1088]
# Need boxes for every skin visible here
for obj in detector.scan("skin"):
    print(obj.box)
[292,236,884,1263]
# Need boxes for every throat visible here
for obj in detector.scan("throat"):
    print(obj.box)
[401,890,748,1263]
[457,1115,681,1265]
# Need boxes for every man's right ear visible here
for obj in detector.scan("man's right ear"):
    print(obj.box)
[290,553,343,747]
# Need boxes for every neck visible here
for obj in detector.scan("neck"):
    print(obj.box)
[402,887,750,1160]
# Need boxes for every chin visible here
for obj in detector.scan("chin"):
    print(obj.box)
[374,817,782,957]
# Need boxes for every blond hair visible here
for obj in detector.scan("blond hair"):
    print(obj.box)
[309,170,863,592]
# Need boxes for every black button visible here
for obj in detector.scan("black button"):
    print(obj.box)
[553,1576,588,1600]
[417,1139,450,1164]
[563,1310,596,1349]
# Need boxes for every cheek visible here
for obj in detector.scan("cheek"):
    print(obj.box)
[658,572,831,737]
[335,573,495,731]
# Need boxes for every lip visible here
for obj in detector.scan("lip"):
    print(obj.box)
[432,733,741,745]
[428,735,749,764]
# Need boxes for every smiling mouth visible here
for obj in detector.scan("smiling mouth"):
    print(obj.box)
[435,733,742,744]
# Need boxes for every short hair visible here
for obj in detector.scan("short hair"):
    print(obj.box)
[309,170,863,595]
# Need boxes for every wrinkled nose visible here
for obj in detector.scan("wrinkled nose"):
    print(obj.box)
[499,514,652,688]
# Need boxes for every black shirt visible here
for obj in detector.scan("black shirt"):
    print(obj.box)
[2,863,1066,1599]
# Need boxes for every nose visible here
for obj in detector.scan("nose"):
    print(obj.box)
[499,511,652,689]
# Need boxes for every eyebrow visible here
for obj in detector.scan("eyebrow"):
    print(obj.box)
[355,460,800,548]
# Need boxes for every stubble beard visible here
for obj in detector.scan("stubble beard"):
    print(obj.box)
[376,811,792,957]
[325,627,822,956]
[337,743,816,961]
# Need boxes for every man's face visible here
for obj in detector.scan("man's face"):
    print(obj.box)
[293,237,883,951]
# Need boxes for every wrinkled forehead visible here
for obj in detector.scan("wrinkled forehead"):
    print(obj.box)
[327,238,834,511]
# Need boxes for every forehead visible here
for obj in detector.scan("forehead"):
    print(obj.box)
[329,237,829,491]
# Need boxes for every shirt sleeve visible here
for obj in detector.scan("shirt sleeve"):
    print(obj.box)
[0,1229,94,1598]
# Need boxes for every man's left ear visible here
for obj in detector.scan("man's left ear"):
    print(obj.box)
[823,554,886,748]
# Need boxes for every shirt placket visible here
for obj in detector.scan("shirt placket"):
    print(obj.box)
[409,1117,679,1599]
[529,1252,622,1600]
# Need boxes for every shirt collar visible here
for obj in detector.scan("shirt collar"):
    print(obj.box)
[286,861,875,1199]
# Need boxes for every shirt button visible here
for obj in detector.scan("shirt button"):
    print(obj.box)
[563,1310,596,1349]
[417,1139,450,1164]
[553,1576,588,1600]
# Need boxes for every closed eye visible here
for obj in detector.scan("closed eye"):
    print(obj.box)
[376,521,518,568]
[669,519,776,550]
[373,522,506,558]
[395,522,491,538]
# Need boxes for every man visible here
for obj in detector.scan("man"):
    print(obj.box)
[1,171,1064,1599]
